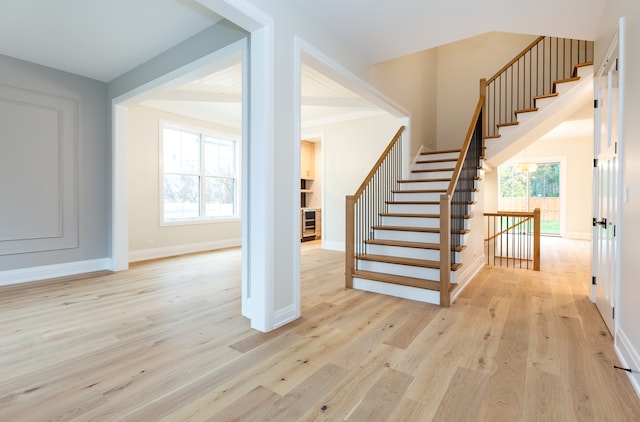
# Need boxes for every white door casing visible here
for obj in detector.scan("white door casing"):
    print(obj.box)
[592,23,623,336]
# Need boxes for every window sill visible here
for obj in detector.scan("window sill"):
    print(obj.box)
[160,217,241,227]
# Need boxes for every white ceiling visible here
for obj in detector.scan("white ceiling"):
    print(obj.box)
[0,0,223,82]
[0,0,607,83]
[0,0,602,129]
[141,62,384,129]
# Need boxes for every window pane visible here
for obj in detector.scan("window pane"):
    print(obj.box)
[529,163,560,235]
[163,128,200,174]
[205,177,235,217]
[163,174,200,220]
[204,137,235,177]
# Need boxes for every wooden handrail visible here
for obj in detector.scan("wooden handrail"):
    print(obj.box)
[446,96,484,197]
[484,211,535,217]
[353,126,405,199]
[486,36,545,84]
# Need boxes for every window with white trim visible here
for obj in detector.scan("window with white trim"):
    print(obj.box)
[161,124,239,223]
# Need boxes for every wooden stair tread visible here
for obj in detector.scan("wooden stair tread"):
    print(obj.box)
[419,149,460,156]
[534,92,559,100]
[357,254,462,271]
[484,134,501,140]
[406,167,455,173]
[352,270,455,292]
[515,107,538,115]
[372,225,470,234]
[497,121,519,128]
[386,201,439,205]
[365,239,466,252]
[391,189,446,194]
[405,176,451,181]
[415,158,458,164]
[379,213,440,218]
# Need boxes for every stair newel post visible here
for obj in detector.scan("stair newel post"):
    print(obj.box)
[440,194,452,307]
[345,195,356,288]
[533,207,541,271]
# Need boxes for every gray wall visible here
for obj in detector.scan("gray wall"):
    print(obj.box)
[0,54,109,270]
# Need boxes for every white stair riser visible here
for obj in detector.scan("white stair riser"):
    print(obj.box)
[380,216,439,228]
[366,244,462,262]
[388,203,440,214]
[554,80,579,95]
[393,192,443,202]
[576,65,591,78]
[419,152,459,161]
[352,277,441,305]
[375,230,439,243]
[533,95,558,109]
[367,244,441,261]
[398,180,450,190]
[357,260,440,280]
[409,170,454,179]
[413,161,457,171]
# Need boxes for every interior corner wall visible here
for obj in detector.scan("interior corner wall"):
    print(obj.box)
[0,54,109,273]
[369,49,438,156]
[598,0,640,396]
[302,113,402,251]
[435,32,538,150]
[127,105,241,260]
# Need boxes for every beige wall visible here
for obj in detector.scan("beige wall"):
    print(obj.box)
[369,49,438,156]
[128,105,241,260]
[302,113,402,250]
[483,134,593,240]
[368,32,538,155]
[435,32,538,150]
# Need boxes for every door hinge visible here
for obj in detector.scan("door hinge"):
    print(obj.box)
[614,225,616,237]
[592,276,597,285]
[593,217,597,227]
[594,158,598,167]
[594,99,599,108]
[615,58,619,71]
[615,142,618,154]
[613,306,615,319]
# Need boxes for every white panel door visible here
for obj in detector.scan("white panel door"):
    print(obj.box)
[592,30,621,335]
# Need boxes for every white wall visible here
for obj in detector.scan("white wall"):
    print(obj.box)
[302,114,403,250]
[597,0,640,396]
[127,105,241,261]
[483,135,593,240]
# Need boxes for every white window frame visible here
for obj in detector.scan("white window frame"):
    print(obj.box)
[159,120,241,226]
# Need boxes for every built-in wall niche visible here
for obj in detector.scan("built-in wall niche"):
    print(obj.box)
[300,140,315,208]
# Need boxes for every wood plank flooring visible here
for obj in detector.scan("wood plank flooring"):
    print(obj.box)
[1,238,639,421]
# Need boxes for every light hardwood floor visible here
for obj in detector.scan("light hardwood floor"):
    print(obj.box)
[1,238,639,421]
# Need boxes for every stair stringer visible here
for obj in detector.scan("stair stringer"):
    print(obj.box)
[450,177,486,302]
[485,65,594,167]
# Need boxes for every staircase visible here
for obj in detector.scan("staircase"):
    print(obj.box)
[352,149,472,304]
[345,35,593,306]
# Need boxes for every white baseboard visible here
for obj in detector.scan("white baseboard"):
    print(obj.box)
[0,258,111,287]
[615,328,640,400]
[563,232,591,240]
[322,240,345,252]
[129,238,241,263]
[452,254,485,303]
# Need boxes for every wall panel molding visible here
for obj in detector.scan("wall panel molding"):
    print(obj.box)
[0,84,78,255]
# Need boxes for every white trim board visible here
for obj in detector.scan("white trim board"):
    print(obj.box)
[0,259,111,287]
[128,239,241,263]
[615,328,640,400]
